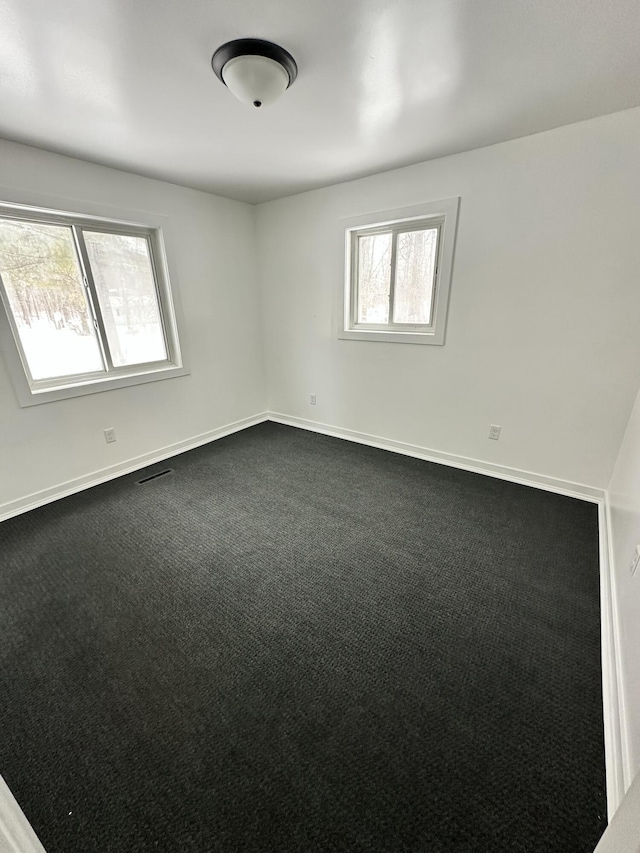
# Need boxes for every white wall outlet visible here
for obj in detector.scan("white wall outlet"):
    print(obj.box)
[630,545,640,576]
[104,428,116,444]
[309,394,317,406]
[488,424,501,440]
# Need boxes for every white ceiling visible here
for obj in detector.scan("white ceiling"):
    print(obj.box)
[1,0,639,204]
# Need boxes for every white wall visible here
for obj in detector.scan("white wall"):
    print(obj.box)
[0,139,266,511]
[255,107,640,489]
[608,386,640,782]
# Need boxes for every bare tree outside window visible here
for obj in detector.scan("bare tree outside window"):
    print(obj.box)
[353,224,439,329]
[0,219,103,379]
[357,233,392,323]
[394,228,437,325]
[84,232,167,367]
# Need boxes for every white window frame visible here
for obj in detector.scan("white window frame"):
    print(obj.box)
[339,197,459,345]
[0,198,188,407]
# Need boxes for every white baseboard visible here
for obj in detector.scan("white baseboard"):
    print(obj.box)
[268,412,605,502]
[0,775,47,853]
[0,409,604,525]
[0,412,269,523]
[600,497,633,817]
[594,769,640,852]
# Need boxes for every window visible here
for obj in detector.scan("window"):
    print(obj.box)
[0,201,186,406]
[339,197,459,345]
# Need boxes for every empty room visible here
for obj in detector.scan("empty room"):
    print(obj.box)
[1,1,640,851]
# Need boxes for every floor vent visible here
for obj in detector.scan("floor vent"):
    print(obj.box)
[136,469,173,485]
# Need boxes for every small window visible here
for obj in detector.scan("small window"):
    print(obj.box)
[0,201,186,406]
[339,198,459,345]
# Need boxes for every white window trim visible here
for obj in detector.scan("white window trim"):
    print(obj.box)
[338,197,460,345]
[0,193,189,407]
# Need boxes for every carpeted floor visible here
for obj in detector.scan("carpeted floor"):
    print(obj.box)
[0,422,606,852]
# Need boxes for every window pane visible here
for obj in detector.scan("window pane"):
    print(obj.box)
[357,232,392,323]
[393,228,438,325]
[0,219,104,380]
[83,232,167,367]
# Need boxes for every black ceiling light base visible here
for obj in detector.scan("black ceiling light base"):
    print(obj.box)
[211,39,298,89]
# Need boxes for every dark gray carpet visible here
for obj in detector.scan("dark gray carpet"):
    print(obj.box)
[0,422,606,852]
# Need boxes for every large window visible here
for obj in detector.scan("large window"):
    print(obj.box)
[0,201,185,405]
[339,198,459,345]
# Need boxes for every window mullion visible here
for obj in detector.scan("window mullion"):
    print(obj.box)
[146,234,170,355]
[388,229,398,325]
[72,226,115,372]
[428,224,442,320]
[351,233,360,325]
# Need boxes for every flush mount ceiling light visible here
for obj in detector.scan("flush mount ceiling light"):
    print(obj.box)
[211,38,297,108]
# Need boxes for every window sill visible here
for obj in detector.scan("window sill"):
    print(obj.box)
[338,328,445,345]
[12,363,189,407]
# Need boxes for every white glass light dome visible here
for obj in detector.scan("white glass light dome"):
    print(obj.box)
[222,55,290,108]
[212,39,297,109]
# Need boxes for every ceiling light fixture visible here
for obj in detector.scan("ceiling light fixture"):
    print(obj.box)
[211,38,297,109]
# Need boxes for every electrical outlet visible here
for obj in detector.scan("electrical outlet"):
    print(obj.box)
[104,428,116,444]
[630,545,640,576]
[309,394,317,406]
[488,424,501,441]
